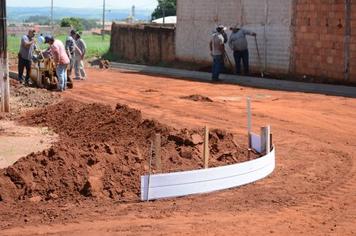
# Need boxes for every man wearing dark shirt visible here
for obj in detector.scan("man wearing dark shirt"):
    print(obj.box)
[18,29,36,85]
[65,30,77,80]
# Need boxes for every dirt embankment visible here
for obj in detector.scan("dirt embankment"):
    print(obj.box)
[0,100,252,203]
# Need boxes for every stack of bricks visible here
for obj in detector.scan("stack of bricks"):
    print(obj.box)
[293,0,355,82]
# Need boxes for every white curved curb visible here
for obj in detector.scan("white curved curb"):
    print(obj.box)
[141,147,275,201]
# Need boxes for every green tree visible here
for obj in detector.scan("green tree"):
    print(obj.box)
[25,15,51,25]
[60,18,99,31]
[81,19,99,31]
[60,17,84,31]
[151,0,176,20]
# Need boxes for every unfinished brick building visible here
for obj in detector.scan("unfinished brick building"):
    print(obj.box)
[176,0,356,83]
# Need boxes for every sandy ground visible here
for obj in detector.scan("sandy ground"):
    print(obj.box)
[1,68,356,235]
[0,121,57,168]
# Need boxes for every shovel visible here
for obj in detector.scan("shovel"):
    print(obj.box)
[254,36,265,78]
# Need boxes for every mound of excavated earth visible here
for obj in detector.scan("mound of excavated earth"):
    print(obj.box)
[0,100,253,202]
[180,94,214,102]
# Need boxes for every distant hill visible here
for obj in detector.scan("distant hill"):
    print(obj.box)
[7,7,152,22]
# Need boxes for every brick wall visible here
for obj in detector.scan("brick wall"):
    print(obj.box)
[110,23,175,64]
[293,0,355,82]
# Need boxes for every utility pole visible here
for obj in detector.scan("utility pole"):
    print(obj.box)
[132,5,135,22]
[102,0,105,41]
[51,0,54,34]
[0,0,10,112]
[162,1,166,24]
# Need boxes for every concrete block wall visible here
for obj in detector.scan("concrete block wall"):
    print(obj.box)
[176,0,355,83]
[176,0,293,73]
[293,0,356,82]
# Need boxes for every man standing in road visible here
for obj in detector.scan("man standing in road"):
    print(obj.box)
[18,29,36,85]
[74,32,87,80]
[45,36,70,92]
[209,25,227,81]
[65,30,77,81]
[229,25,256,75]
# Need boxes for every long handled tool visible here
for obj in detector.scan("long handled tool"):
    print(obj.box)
[254,36,264,78]
[224,49,235,74]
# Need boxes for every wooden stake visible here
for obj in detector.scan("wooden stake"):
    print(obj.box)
[154,133,162,173]
[261,126,271,154]
[203,126,210,169]
[0,60,4,112]
[247,97,252,148]
[0,0,9,113]
[4,58,9,112]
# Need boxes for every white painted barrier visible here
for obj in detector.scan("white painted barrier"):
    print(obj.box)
[251,132,262,153]
[141,147,275,201]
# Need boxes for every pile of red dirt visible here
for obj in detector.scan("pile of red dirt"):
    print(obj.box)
[0,100,253,202]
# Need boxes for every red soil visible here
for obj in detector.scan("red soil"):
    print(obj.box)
[0,68,355,235]
[0,100,251,203]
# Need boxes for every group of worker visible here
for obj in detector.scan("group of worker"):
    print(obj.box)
[18,24,253,88]
[210,24,256,81]
[18,29,87,91]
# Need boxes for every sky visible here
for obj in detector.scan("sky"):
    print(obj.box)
[7,0,158,10]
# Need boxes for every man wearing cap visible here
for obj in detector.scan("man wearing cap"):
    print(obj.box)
[65,30,77,80]
[18,29,36,85]
[45,36,70,92]
[229,25,256,75]
[209,25,226,81]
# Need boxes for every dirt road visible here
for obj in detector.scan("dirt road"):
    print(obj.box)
[1,68,356,235]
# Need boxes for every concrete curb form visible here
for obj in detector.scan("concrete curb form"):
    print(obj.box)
[110,62,356,98]
[141,144,275,201]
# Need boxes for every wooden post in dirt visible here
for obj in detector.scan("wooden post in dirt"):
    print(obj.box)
[203,126,210,169]
[154,133,162,173]
[261,126,271,154]
[247,97,252,148]
[0,0,10,112]
[0,58,3,111]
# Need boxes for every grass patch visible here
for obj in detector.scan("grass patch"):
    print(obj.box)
[7,34,110,59]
